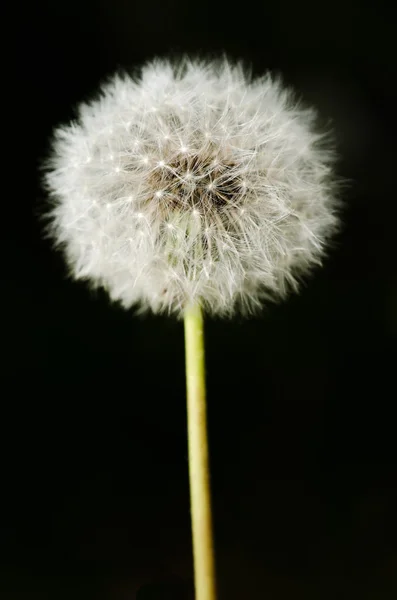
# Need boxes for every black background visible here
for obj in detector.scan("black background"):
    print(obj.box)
[5,1,397,598]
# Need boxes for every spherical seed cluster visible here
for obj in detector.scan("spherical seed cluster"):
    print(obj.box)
[44,57,339,317]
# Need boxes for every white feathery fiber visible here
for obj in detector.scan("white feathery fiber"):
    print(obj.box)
[45,57,340,317]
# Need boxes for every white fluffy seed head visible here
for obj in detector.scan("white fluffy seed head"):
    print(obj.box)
[44,57,340,317]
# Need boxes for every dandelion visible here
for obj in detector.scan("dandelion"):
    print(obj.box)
[43,57,340,600]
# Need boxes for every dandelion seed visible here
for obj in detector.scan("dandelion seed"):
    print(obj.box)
[43,56,340,318]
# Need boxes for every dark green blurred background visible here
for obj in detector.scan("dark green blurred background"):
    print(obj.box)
[5,0,396,598]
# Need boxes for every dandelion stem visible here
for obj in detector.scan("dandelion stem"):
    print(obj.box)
[184,303,217,600]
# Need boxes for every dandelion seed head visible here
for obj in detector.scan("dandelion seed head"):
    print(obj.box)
[44,57,340,317]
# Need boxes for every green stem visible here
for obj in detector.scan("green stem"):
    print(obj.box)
[184,303,217,600]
